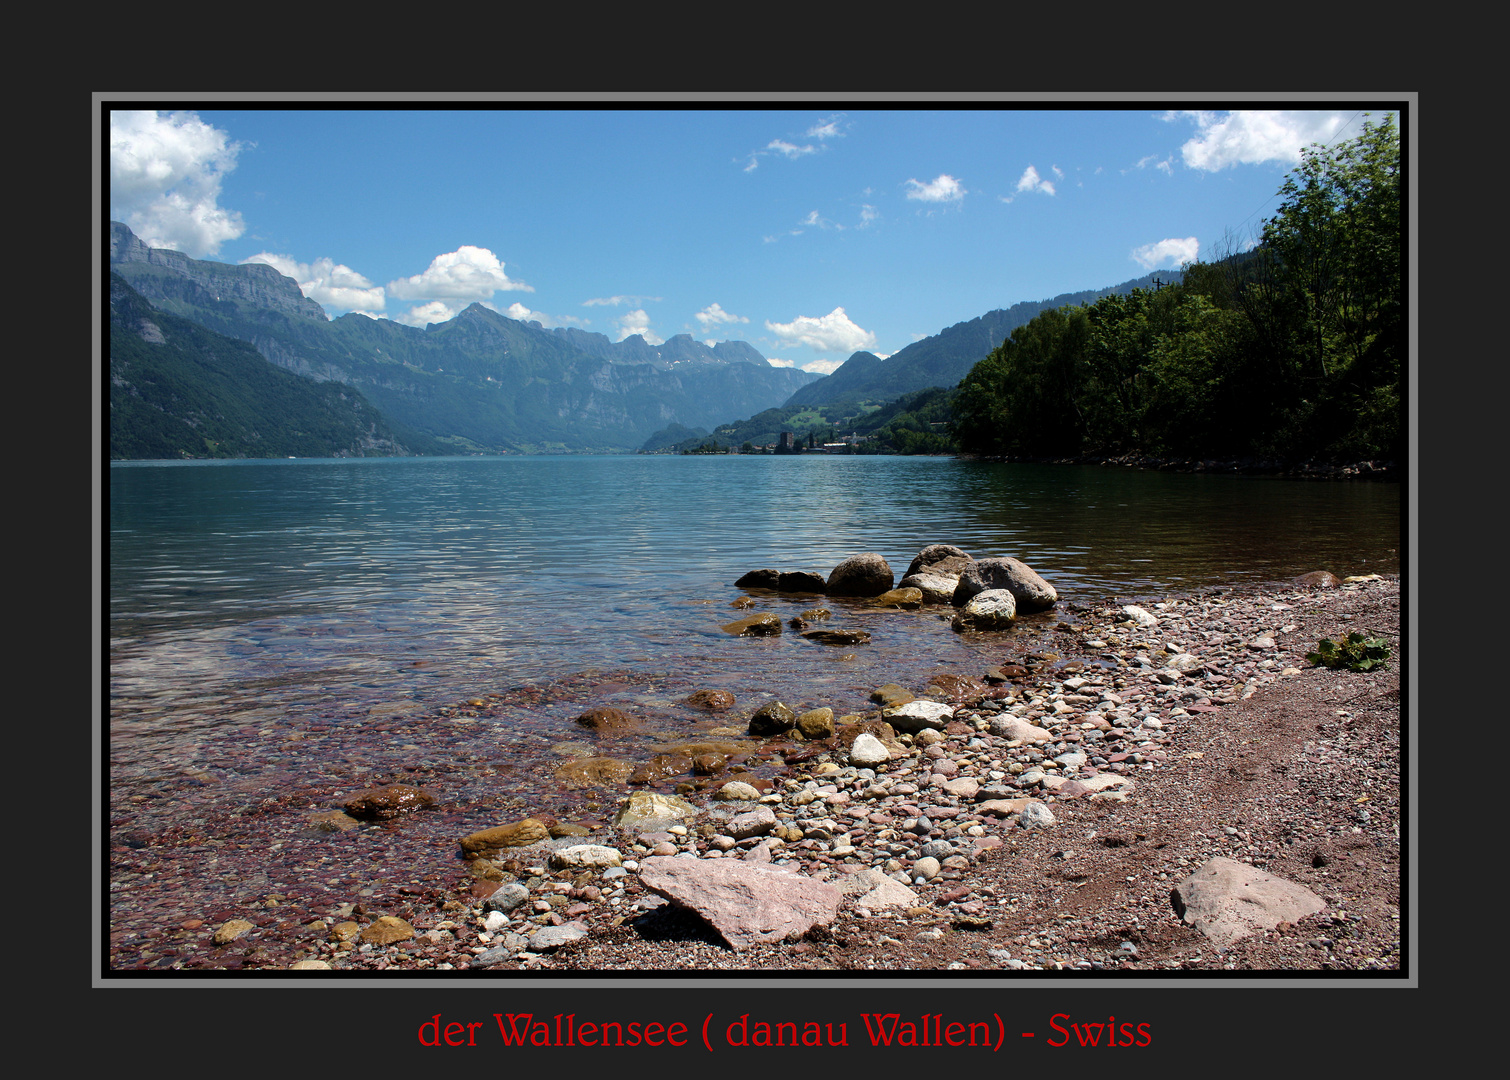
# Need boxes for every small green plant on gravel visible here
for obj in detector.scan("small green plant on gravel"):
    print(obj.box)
[1307,632,1390,672]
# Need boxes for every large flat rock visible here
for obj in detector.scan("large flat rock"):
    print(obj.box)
[1171,856,1326,947]
[638,856,842,951]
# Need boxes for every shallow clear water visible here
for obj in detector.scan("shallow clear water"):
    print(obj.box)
[108,455,1400,825]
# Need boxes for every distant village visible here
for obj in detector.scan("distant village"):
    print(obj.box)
[669,431,878,455]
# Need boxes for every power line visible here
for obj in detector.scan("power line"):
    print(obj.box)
[1224,110,1375,243]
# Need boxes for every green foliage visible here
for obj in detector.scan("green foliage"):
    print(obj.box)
[951,115,1402,466]
[951,305,1091,456]
[108,274,432,459]
[1306,632,1390,672]
[785,271,1184,410]
[848,386,957,453]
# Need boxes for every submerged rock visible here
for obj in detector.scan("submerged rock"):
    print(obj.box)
[684,689,735,712]
[870,683,914,707]
[800,627,871,646]
[631,752,694,784]
[691,753,728,775]
[925,672,985,699]
[873,587,924,609]
[460,818,551,858]
[360,916,415,945]
[722,613,782,636]
[575,706,640,733]
[342,784,435,820]
[554,757,635,787]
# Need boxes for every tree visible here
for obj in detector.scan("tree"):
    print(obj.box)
[951,305,1090,455]
[1262,113,1401,387]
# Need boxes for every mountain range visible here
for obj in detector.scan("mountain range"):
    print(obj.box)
[107,220,1182,458]
[109,273,435,459]
[108,222,817,455]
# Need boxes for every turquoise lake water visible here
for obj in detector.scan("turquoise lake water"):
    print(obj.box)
[107,455,1401,822]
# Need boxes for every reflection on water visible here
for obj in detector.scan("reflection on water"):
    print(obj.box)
[108,456,1400,821]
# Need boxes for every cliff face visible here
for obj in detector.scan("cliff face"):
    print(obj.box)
[110,221,331,324]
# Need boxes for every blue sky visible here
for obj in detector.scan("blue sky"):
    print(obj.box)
[106,103,1398,375]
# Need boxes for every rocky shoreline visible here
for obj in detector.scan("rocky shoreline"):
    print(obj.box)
[961,452,1400,481]
[107,563,1402,975]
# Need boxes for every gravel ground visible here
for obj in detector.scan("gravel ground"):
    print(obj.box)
[105,575,1405,976]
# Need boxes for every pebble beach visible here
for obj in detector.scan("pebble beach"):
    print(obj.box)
[106,565,1403,975]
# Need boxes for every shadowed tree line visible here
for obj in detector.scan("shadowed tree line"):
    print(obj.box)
[951,114,1402,465]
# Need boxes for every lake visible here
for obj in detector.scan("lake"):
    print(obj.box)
[107,455,1400,831]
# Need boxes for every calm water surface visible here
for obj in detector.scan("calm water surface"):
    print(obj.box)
[108,456,1400,827]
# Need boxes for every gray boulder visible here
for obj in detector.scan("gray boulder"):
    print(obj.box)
[950,588,1017,631]
[848,732,891,766]
[897,572,959,604]
[952,557,1057,611]
[904,544,974,577]
[880,699,954,733]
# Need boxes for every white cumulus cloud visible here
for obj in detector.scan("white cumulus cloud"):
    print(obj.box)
[615,309,663,345]
[1170,110,1350,171]
[1016,165,1056,196]
[504,302,586,328]
[387,246,532,302]
[109,109,246,257]
[904,174,966,204]
[242,253,386,313]
[395,300,465,327]
[765,307,876,354]
[1131,237,1200,270]
[695,303,749,332]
